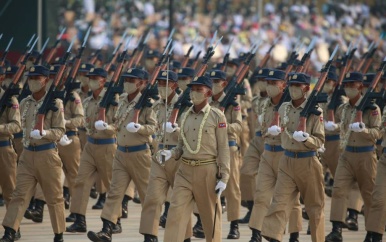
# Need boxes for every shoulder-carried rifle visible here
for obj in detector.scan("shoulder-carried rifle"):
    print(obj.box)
[16,34,36,66]
[0,37,13,67]
[42,28,66,67]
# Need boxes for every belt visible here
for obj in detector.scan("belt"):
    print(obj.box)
[117,144,148,153]
[182,158,216,167]
[255,131,262,137]
[325,134,340,142]
[24,143,56,152]
[285,150,316,158]
[228,141,237,147]
[13,132,23,139]
[345,146,374,153]
[151,134,156,139]
[78,127,86,132]
[247,108,252,113]
[65,131,77,137]
[376,139,382,145]
[87,137,116,145]
[0,140,11,147]
[158,144,177,149]
[264,144,284,152]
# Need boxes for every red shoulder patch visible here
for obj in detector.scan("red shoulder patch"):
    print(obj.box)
[371,110,379,116]
[234,106,241,111]
[12,104,19,109]
[219,122,227,128]
[75,99,81,104]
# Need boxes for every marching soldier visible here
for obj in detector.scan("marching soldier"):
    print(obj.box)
[0,65,66,242]
[177,67,195,92]
[261,73,325,242]
[87,68,156,242]
[162,76,230,242]
[325,72,382,242]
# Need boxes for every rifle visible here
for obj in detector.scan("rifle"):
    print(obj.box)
[257,36,280,69]
[220,37,234,71]
[98,36,133,122]
[295,37,316,72]
[132,30,151,68]
[104,31,127,72]
[191,38,207,69]
[16,34,36,66]
[355,41,374,72]
[42,28,66,67]
[346,41,358,72]
[181,33,198,68]
[33,40,75,133]
[89,47,102,65]
[296,45,339,132]
[0,37,13,67]
[168,34,222,124]
[34,38,50,65]
[361,43,378,73]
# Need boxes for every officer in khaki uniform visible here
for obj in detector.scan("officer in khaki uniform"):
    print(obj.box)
[208,70,242,239]
[0,65,66,242]
[325,72,381,242]
[249,70,302,242]
[87,68,156,242]
[0,66,21,207]
[139,70,192,242]
[162,76,230,242]
[239,68,270,223]
[66,68,118,233]
[261,73,325,242]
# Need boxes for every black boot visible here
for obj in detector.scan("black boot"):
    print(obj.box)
[63,187,70,210]
[372,232,383,242]
[346,208,359,231]
[143,234,158,242]
[307,224,311,235]
[269,240,280,242]
[66,213,76,223]
[53,233,63,242]
[227,220,240,239]
[325,221,343,242]
[249,228,261,242]
[221,196,227,213]
[183,239,191,242]
[28,199,45,223]
[0,194,4,207]
[159,202,170,228]
[239,200,253,224]
[66,213,87,233]
[112,218,122,234]
[302,207,309,220]
[87,219,113,242]
[133,193,141,204]
[192,214,205,239]
[121,195,131,219]
[23,197,35,220]
[14,229,20,241]
[92,193,106,210]
[90,186,98,199]
[364,231,372,242]
[289,232,299,242]
[0,226,16,242]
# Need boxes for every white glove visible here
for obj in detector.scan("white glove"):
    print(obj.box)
[164,122,178,133]
[126,122,141,133]
[95,120,108,130]
[267,125,281,136]
[258,115,263,125]
[30,129,47,139]
[65,119,71,125]
[350,122,366,132]
[156,150,172,163]
[293,131,310,142]
[317,144,326,153]
[215,181,227,197]
[59,135,73,146]
[324,121,338,131]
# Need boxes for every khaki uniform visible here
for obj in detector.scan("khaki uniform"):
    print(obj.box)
[210,93,242,221]
[164,104,230,242]
[0,91,21,206]
[330,98,381,222]
[101,92,156,223]
[239,79,253,156]
[140,94,191,238]
[249,98,302,233]
[70,90,117,216]
[2,95,65,234]
[262,100,325,242]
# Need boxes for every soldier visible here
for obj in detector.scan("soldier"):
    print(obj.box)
[0,65,66,242]
[145,49,161,74]
[325,72,382,242]
[177,67,195,92]
[208,70,242,239]
[261,73,325,242]
[249,70,302,242]
[87,68,156,242]
[66,68,118,233]
[162,76,230,242]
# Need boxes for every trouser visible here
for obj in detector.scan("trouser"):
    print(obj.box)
[240,118,250,156]
[125,181,135,198]
[101,148,151,223]
[12,137,23,161]
[164,163,221,242]
[262,154,325,242]
[2,148,65,233]
[70,142,116,216]
[320,139,340,176]
[249,149,302,233]
[78,129,87,151]
[0,144,17,207]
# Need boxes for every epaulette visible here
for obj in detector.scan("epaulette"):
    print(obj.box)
[211,106,224,118]
[19,95,32,106]
[119,93,128,101]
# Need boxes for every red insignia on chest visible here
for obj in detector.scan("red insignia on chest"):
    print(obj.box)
[233,106,241,111]
[371,110,379,116]
[12,104,19,109]
[75,99,81,104]
[218,122,227,128]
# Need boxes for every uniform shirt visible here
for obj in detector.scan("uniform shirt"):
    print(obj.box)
[172,104,231,183]
[112,92,157,146]
[0,89,21,139]
[320,94,347,136]
[260,98,282,146]
[240,78,252,117]
[209,92,242,142]
[64,91,84,131]
[252,96,269,132]
[79,89,91,102]
[83,89,117,139]
[381,105,386,147]
[336,97,382,147]
[20,94,65,147]
[279,100,325,152]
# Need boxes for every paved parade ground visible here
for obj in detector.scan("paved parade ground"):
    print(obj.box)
[0,195,367,241]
